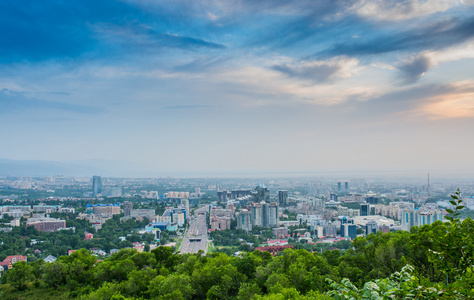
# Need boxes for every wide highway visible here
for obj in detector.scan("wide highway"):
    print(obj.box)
[179,206,209,254]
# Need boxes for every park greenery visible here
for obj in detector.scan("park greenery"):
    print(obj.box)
[0,190,472,299]
[209,225,352,256]
[0,214,159,261]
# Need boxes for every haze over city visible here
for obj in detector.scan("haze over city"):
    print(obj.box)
[1,1,474,177]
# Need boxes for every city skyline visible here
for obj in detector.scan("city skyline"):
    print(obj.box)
[1,1,474,176]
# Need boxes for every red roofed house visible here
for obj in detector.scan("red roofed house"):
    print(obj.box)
[84,233,94,240]
[3,255,27,264]
[255,245,294,256]
[264,239,289,247]
[133,242,144,253]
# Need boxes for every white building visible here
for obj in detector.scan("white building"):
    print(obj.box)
[401,204,444,231]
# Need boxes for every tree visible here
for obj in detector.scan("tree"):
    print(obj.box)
[43,260,68,288]
[238,282,261,300]
[427,189,474,286]
[164,274,194,299]
[82,282,126,300]
[121,268,157,298]
[6,261,34,290]
[152,246,180,270]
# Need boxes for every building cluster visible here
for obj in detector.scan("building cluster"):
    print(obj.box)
[337,206,360,218]
[91,175,123,198]
[217,189,253,202]
[278,187,433,242]
[145,198,190,240]
[1,204,74,219]
[141,190,159,199]
[374,202,415,220]
[401,204,444,231]
[123,201,155,221]
[76,203,121,230]
[210,185,280,232]
[337,181,350,192]
[212,185,280,232]
[0,205,72,232]
[164,192,190,205]
[236,201,279,232]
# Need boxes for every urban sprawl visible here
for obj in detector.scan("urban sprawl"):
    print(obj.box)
[0,175,473,274]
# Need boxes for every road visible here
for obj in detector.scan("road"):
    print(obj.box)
[179,206,209,254]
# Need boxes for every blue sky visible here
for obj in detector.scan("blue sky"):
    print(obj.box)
[1,0,474,176]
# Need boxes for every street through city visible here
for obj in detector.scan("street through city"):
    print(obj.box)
[179,206,209,254]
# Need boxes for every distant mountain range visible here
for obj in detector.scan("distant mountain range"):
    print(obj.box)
[0,158,160,177]
[0,159,105,177]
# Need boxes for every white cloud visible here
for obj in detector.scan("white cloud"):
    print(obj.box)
[273,56,361,83]
[425,40,474,64]
[352,0,460,21]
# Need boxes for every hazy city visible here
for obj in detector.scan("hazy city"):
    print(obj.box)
[1,1,474,299]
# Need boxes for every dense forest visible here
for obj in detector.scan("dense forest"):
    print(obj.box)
[0,192,473,299]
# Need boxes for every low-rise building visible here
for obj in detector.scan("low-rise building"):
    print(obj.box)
[131,209,155,219]
[255,245,294,256]
[26,217,66,232]
[3,255,27,264]
[44,255,57,263]
[272,227,289,238]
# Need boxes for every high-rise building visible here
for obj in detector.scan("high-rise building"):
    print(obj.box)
[255,184,270,202]
[337,182,342,191]
[401,205,444,231]
[339,217,356,239]
[124,202,132,217]
[210,217,231,231]
[347,224,357,239]
[341,223,357,239]
[417,208,444,227]
[217,191,230,202]
[237,209,252,232]
[248,201,279,228]
[366,196,380,204]
[92,176,102,197]
[345,182,349,190]
[401,209,417,231]
[250,202,264,227]
[278,190,288,206]
[266,202,279,227]
[181,198,190,220]
[323,224,337,238]
[366,221,378,236]
[360,203,370,216]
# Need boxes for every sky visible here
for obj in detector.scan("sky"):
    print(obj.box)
[1,0,474,176]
